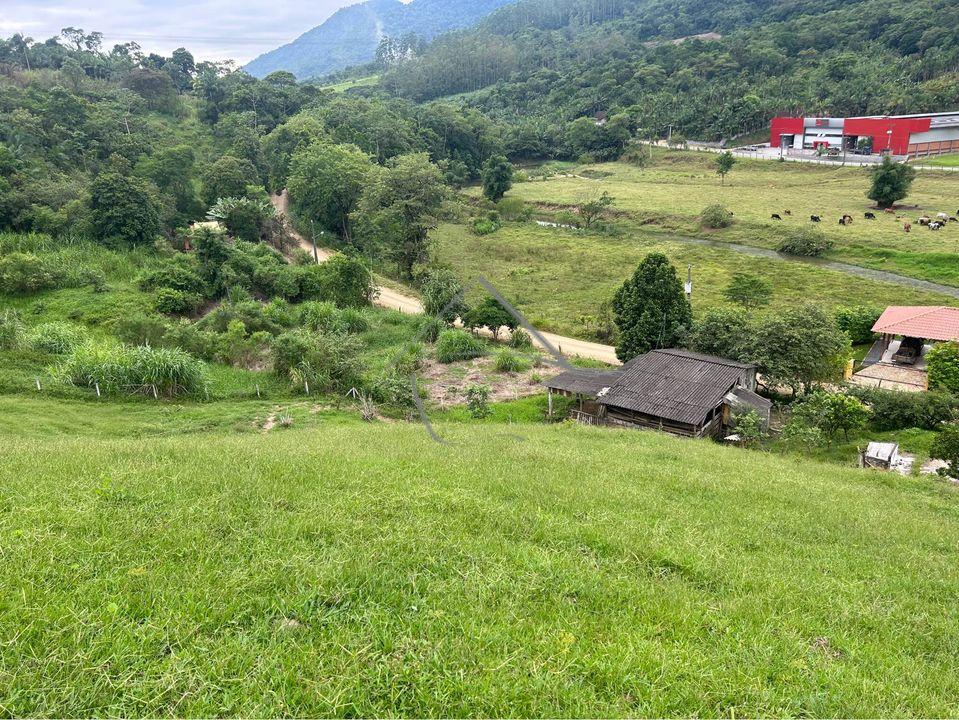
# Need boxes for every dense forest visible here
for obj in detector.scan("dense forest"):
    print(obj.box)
[378,0,959,142]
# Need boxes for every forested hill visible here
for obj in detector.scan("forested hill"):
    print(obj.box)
[243,0,518,80]
[380,0,959,141]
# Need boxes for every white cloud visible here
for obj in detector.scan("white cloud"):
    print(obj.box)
[1,0,359,63]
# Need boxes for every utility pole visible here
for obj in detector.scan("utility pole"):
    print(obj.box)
[684,265,693,301]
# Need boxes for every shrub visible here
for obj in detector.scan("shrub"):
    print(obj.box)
[0,309,25,349]
[494,349,531,373]
[471,218,500,235]
[848,387,957,431]
[436,329,486,364]
[58,342,207,397]
[137,258,206,296]
[927,342,959,395]
[390,342,424,375]
[113,313,169,348]
[732,410,766,448]
[835,306,882,345]
[509,328,534,350]
[418,315,445,344]
[155,288,201,315]
[700,204,733,229]
[370,369,415,407]
[161,320,219,360]
[337,308,370,334]
[778,226,834,257]
[930,424,959,479]
[271,330,365,392]
[216,321,271,368]
[0,253,63,294]
[26,322,86,355]
[787,391,871,441]
[299,301,345,334]
[466,385,492,419]
[497,197,532,221]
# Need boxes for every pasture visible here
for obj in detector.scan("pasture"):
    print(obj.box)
[490,151,959,286]
[2,399,959,716]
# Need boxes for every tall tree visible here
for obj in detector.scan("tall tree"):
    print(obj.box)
[715,151,736,185]
[287,142,371,242]
[481,154,513,202]
[867,156,916,208]
[613,253,692,362]
[88,172,161,246]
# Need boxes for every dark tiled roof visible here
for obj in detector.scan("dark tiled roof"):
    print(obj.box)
[598,349,752,426]
[544,368,621,396]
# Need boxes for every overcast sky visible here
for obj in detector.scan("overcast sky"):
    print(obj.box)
[0,0,366,64]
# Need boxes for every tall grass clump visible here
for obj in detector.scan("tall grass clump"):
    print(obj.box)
[58,342,207,398]
[436,329,485,363]
[493,348,531,373]
[26,322,87,354]
[0,309,25,349]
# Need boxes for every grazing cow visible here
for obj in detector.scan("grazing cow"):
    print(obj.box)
[938,212,950,221]
[784,209,792,215]
[864,212,876,219]
[918,216,932,226]
[929,221,943,230]
[950,217,958,223]
[770,213,782,220]
[810,215,821,222]
[903,222,911,233]
[839,214,853,226]
[884,208,896,214]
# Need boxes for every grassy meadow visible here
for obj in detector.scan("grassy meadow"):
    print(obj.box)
[1,398,959,716]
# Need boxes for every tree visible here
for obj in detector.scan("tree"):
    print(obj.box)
[287,142,371,242]
[88,172,161,247]
[201,155,260,207]
[207,196,275,243]
[481,154,513,202]
[723,273,772,310]
[687,307,750,359]
[814,392,871,441]
[578,191,614,228]
[463,296,517,339]
[867,156,916,208]
[930,424,959,480]
[354,153,447,278]
[715,151,736,185]
[612,253,692,362]
[927,341,959,395]
[746,304,851,395]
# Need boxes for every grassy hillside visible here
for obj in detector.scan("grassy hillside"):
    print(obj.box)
[1,400,958,715]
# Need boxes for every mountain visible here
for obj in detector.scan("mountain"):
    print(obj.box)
[244,0,518,80]
[380,0,959,142]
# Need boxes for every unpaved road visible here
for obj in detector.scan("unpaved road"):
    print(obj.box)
[271,192,620,364]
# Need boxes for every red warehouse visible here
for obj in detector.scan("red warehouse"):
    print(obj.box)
[770,112,959,157]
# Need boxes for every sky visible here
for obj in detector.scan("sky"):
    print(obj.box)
[0,0,366,64]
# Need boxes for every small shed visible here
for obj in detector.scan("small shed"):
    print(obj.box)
[860,442,901,470]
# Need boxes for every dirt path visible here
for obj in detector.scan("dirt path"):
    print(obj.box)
[271,192,619,364]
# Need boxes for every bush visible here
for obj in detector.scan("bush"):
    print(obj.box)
[0,309,25,349]
[271,330,365,392]
[137,258,206,296]
[848,386,957,431]
[778,226,834,257]
[493,349,531,373]
[471,218,500,235]
[497,197,532,221]
[927,342,959,395]
[700,204,733,229]
[369,369,415,407]
[58,342,207,397]
[113,313,169,347]
[466,385,492,418]
[418,315,445,344]
[26,322,86,354]
[436,329,486,364]
[509,328,534,350]
[835,306,882,345]
[732,410,766,448]
[0,253,63,294]
[155,288,201,315]
[930,424,959,479]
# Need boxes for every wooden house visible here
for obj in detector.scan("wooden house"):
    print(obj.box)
[545,349,770,438]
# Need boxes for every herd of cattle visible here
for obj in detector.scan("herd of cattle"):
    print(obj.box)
[770,208,959,232]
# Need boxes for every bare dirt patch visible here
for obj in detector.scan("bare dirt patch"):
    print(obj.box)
[419,355,546,407]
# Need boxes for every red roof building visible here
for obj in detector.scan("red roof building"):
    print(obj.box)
[871,306,959,342]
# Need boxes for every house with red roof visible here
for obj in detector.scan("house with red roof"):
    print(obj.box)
[851,306,959,392]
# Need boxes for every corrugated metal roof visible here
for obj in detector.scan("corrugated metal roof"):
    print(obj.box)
[598,349,750,426]
[544,368,621,396]
[872,306,959,342]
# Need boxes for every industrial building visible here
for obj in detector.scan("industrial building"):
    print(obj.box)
[770,111,959,158]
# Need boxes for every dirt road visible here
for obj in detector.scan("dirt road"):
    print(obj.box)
[271,192,620,365]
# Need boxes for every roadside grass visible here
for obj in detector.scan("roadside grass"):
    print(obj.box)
[916,153,959,168]
[433,222,955,337]
[1,414,959,715]
[477,150,959,286]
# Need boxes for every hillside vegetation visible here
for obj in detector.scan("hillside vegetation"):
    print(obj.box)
[381,0,959,143]
[2,402,959,715]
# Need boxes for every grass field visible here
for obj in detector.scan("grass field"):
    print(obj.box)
[478,150,959,287]
[320,74,380,93]
[1,397,958,716]
[433,222,957,337]
[917,153,959,168]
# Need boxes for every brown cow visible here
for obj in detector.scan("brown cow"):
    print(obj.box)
[903,222,911,233]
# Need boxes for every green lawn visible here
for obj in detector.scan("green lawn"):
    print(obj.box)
[480,151,959,287]
[1,397,958,716]
[916,153,959,168]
